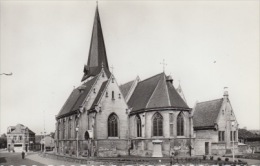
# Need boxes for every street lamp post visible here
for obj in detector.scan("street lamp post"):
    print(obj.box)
[75,126,79,158]
[44,132,46,152]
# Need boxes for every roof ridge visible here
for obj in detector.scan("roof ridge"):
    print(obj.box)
[197,98,223,104]
[145,73,164,108]
[120,79,135,87]
[138,72,164,84]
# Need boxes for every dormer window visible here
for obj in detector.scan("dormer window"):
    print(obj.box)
[106,92,108,97]
[118,93,121,99]
[112,78,114,83]
[93,88,96,94]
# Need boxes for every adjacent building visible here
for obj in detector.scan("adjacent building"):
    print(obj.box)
[193,90,239,156]
[238,128,260,153]
[7,124,35,152]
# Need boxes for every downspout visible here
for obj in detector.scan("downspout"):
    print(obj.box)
[93,112,97,156]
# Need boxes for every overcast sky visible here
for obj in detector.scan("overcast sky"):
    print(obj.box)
[1,0,259,135]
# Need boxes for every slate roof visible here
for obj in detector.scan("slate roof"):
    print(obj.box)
[81,6,111,81]
[57,76,98,118]
[128,73,189,112]
[119,80,135,98]
[193,98,223,129]
[10,124,35,134]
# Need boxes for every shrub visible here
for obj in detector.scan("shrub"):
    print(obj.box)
[217,157,221,161]
[210,156,214,160]
[225,158,229,161]
[203,155,207,160]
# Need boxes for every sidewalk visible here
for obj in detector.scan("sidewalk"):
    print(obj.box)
[26,153,82,166]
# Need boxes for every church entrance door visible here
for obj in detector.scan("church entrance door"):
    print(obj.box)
[83,131,91,157]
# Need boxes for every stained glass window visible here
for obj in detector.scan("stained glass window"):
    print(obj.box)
[108,114,118,137]
[153,113,163,136]
[177,112,184,136]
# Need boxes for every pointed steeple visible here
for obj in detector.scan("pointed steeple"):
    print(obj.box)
[82,5,111,82]
[176,80,187,103]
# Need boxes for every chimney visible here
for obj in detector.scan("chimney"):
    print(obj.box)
[166,75,173,84]
[223,87,229,98]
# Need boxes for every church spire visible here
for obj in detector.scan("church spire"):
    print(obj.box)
[82,4,111,82]
[176,80,187,103]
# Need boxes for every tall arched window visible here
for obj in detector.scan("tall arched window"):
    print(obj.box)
[58,122,61,140]
[68,118,72,139]
[75,116,78,138]
[153,113,163,136]
[136,115,142,137]
[108,114,118,137]
[63,120,65,139]
[177,112,184,136]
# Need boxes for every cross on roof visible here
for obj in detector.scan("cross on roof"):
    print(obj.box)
[160,59,167,72]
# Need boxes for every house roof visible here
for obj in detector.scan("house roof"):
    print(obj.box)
[119,80,135,98]
[81,6,110,81]
[128,73,189,112]
[57,76,98,118]
[193,98,223,129]
[9,124,35,134]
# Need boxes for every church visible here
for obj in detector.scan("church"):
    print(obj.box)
[54,5,238,158]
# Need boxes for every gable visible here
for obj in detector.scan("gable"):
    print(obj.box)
[90,75,129,113]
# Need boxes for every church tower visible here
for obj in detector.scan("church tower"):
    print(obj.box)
[55,5,129,157]
[82,6,111,82]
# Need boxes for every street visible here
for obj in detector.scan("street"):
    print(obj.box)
[0,152,44,166]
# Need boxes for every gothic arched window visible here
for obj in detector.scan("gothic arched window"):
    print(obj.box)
[68,118,72,139]
[58,122,61,140]
[136,115,142,137]
[108,114,118,137]
[63,120,65,139]
[153,113,163,136]
[75,116,79,138]
[177,112,184,136]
